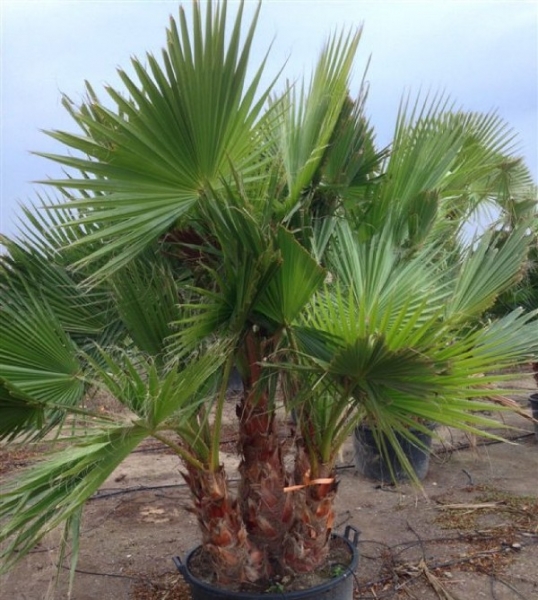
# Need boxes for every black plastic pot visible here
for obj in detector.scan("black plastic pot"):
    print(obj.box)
[226,367,243,394]
[173,525,360,600]
[353,425,433,482]
[529,393,538,441]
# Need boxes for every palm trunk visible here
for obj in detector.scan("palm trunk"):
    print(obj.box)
[236,331,293,576]
[182,464,267,585]
[283,442,338,573]
[237,392,294,574]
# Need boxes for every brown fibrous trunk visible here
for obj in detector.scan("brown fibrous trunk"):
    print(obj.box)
[182,465,267,584]
[237,389,294,576]
[235,331,294,576]
[282,441,338,573]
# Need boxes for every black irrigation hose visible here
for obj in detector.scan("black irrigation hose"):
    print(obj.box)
[90,478,242,500]
[60,564,138,581]
[89,430,536,501]
[90,483,190,500]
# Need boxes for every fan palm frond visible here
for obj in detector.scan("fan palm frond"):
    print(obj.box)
[38,1,276,279]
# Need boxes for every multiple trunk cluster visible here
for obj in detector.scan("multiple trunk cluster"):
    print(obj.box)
[183,332,338,586]
[185,405,339,586]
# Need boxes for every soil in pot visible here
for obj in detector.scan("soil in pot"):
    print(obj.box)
[174,527,359,600]
[353,425,433,482]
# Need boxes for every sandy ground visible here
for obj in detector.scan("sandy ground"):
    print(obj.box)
[1,375,537,600]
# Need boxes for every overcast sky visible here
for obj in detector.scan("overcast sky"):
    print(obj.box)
[1,0,537,238]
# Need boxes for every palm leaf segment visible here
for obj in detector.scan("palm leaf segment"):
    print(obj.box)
[40,1,274,278]
[293,224,538,469]
[0,286,85,441]
[0,346,225,574]
[361,94,536,250]
[170,192,327,363]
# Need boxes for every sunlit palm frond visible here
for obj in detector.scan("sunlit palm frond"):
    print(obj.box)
[293,296,538,484]
[275,28,362,218]
[289,214,537,481]
[0,346,226,573]
[429,112,535,241]
[440,111,525,195]
[362,94,534,251]
[85,344,225,429]
[445,227,531,320]
[38,1,275,279]
[0,425,147,574]
[0,291,84,406]
[326,223,449,334]
[365,93,460,243]
[462,308,538,369]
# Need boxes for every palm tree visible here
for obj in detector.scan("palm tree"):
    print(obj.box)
[1,0,537,593]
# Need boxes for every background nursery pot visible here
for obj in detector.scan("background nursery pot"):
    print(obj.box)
[529,393,538,441]
[353,424,434,482]
[173,526,360,600]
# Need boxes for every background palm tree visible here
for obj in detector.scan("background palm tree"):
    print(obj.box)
[1,0,537,593]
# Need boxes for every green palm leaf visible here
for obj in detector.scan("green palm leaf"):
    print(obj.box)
[0,426,147,574]
[1,232,114,338]
[275,28,362,217]
[321,89,387,195]
[110,249,184,357]
[446,227,531,319]
[40,1,276,278]
[325,223,449,338]
[0,379,47,442]
[366,93,461,243]
[255,227,326,326]
[0,292,84,406]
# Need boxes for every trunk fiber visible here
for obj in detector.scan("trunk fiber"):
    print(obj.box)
[182,465,268,585]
